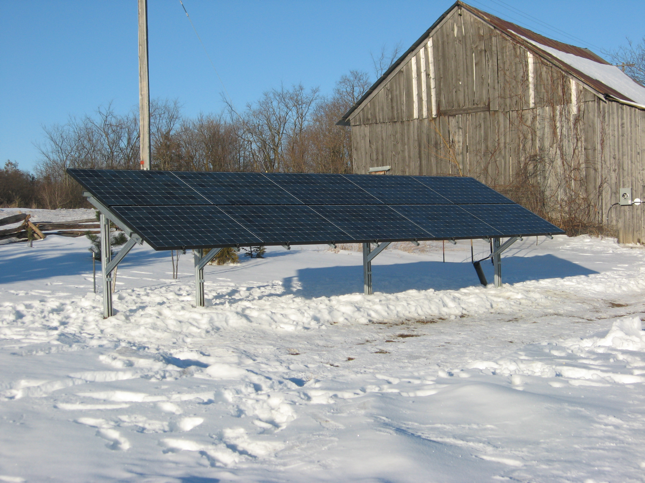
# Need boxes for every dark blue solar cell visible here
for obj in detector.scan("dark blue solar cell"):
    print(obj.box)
[393,205,501,239]
[219,205,354,244]
[461,204,565,236]
[343,174,451,204]
[174,171,302,205]
[69,169,562,250]
[68,169,210,207]
[312,205,431,242]
[413,177,514,204]
[264,173,382,205]
[111,205,261,250]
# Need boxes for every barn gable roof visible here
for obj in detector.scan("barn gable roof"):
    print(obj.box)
[339,1,645,125]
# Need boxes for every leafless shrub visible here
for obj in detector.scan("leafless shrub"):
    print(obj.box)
[608,37,645,86]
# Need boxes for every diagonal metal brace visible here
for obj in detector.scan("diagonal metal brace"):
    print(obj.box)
[106,236,141,275]
[491,236,519,258]
[366,242,390,263]
[194,248,221,308]
[473,236,520,287]
[197,248,221,271]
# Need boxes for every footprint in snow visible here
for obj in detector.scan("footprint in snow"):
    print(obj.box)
[96,428,131,451]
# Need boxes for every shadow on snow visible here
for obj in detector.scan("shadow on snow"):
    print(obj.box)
[282,254,597,298]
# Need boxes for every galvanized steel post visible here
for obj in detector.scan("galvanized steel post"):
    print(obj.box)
[363,243,372,295]
[194,249,205,307]
[492,237,502,287]
[100,214,113,318]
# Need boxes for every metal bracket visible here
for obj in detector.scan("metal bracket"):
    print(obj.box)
[197,248,221,271]
[328,243,337,249]
[84,193,139,239]
[491,236,519,259]
[472,236,519,288]
[366,241,390,264]
[411,240,420,246]
[194,248,221,307]
[282,243,291,250]
[363,242,391,295]
[106,236,140,275]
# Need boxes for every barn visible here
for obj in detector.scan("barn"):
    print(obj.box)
[339,1,645,243]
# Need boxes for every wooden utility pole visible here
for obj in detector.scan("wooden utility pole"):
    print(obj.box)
[138,0,151,170]
[616,62,635,73]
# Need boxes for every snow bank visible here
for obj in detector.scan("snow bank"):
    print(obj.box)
[1,219,645,482]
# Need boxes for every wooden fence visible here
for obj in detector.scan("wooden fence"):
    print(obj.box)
[0,213,100,242]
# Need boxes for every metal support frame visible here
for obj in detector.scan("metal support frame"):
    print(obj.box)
[472,236,519,288]
[491,237,519,287]
[492,238,502,287]
[100,214,112,317]
[86,193,143,318]
[362,242,391,295]
[194,248,221,307]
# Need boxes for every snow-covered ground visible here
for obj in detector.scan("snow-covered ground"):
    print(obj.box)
[1,209,645,482]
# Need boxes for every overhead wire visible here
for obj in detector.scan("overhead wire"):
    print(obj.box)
[487,0,607,52]
[466,0,608,54]
[178,0,243,121]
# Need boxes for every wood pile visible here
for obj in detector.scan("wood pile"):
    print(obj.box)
[0,213,100,241]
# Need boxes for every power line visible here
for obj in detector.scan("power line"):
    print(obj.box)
[467,0,608,54]
[488,0,607,51]
[178,0,242,119]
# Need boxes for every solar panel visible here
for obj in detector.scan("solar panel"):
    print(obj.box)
[174,171,302,205]
[343,174,451,205]
[393,205,502,239]
[461,204,565,236]
[311,205,431,242]
[70,169,564,250]
[68,169,210,207]
[413,176,514,204]
[264,173,382,205]
[111,205,261,250]
[218,205,355,244]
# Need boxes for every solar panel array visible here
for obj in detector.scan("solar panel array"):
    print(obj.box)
[68,169,564,250]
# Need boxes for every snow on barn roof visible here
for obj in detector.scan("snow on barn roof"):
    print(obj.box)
[517,36,645,108]
[339,1,645,124]
[477,5,645,109]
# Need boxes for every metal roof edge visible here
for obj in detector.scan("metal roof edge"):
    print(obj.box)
[606,96,645,111]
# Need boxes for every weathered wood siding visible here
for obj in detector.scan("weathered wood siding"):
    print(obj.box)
[350,8,645,243]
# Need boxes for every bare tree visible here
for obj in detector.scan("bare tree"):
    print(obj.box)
[231,84,319,173]
[308,71,371,173]
[36,99,181,207]
[371,43,403,79]
[610,37,645,86]
[151,99,182,169]
[178,114,246,172]
[335,70,372,106]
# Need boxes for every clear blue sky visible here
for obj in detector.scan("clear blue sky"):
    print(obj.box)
[1,0,644,173]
